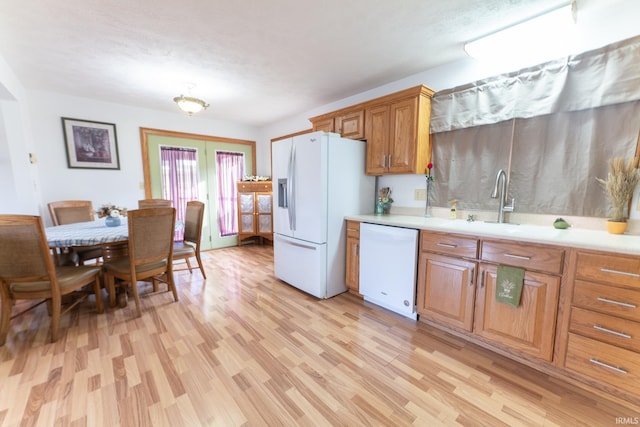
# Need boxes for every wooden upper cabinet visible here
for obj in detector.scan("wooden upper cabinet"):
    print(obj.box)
[335,110,364,140]
[308,84,435,175]
[388,97,418,173]
[310,107,365,139]
[312,117,334,133]
[364,85,434,176]
[364,104,390,175]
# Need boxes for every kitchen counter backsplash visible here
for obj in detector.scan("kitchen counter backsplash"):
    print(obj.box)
[348,207,640,256]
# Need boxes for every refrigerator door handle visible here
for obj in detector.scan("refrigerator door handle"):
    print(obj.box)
[287,143,296,231]
[279,238,317,251]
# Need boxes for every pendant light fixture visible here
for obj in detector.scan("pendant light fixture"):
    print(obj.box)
[173,83,209,116]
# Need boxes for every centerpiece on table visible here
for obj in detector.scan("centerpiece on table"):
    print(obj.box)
[96,203,127,227]
[595,157,640,234]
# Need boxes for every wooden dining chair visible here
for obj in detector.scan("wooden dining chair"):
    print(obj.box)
[102,207,178,317]
[173,201,207,279]
[48,200,95,225]
[47,200,103,265]
[138,199,172,208]
[0,215,104,345]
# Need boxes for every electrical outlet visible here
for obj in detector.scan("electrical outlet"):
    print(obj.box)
[414,189,426,201]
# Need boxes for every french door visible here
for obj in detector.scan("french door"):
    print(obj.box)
[140,128,256,250]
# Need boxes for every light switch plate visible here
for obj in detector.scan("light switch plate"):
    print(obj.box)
[414,189,426,201]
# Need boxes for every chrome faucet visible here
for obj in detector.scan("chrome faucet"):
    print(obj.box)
[491,169,515,223]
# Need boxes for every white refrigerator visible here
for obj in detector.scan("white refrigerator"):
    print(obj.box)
[271,131,375,298]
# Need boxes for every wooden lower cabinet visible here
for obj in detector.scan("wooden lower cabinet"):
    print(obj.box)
[412,230,640,405]
[565,333,640,397]
[345,220,360,295]
[475,263,560,361]
[418,233,563,363]
[560,249,640,403]
[416,252,476,331]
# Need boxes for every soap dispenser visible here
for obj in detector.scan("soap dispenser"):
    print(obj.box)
[450,200,457,219]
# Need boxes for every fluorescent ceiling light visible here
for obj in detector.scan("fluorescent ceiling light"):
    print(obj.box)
[464,2,577,61]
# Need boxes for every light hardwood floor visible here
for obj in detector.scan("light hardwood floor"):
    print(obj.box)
[0,245,638,426]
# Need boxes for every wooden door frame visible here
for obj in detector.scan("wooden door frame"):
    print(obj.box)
[139,127,256,197]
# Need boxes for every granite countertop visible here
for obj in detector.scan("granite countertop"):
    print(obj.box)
[345,214,640,256]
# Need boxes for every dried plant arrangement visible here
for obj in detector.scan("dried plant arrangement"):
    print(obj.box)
[596,157,640,222]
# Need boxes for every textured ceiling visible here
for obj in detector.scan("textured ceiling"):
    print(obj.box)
[0,0,590,126]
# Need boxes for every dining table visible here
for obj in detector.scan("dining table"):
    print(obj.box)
[46,217,184,307]
[46,218,130,261]
[46,216,184,251]
[44,217,130,307]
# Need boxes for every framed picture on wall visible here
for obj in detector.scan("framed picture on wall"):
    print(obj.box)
[61,117,120,169]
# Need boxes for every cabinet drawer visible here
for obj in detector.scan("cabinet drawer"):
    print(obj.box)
[237,181,272,192]
[569,306,640,352]
[573,280,640,321]
[346,220,360,238]
[565,333,640,397]
[575,252,640,290]
[420,232,478,258]
[480,241,564,274]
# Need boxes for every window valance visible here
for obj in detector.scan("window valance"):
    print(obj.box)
[430,35,640,133]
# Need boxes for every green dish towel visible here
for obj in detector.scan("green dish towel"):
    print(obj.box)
[495,265,525,308]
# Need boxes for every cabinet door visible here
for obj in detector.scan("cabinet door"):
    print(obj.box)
[345,235,360,293]
[475,264,560,361]
[256,193,272,235]
[417,252,476,331]
[364,104,390,175]
[312,117,334,132]
[239,192,256,233]
[336,110,365,140]
[388,97,417,174]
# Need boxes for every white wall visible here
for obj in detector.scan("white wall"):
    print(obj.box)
[27,90,260,224]
[0,55,41,215]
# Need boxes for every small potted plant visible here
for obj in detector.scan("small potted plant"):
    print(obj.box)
[375,187,393,215]
[596,157,640,234]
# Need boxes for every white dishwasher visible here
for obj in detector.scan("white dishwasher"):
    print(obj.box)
[359,223,419,319]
